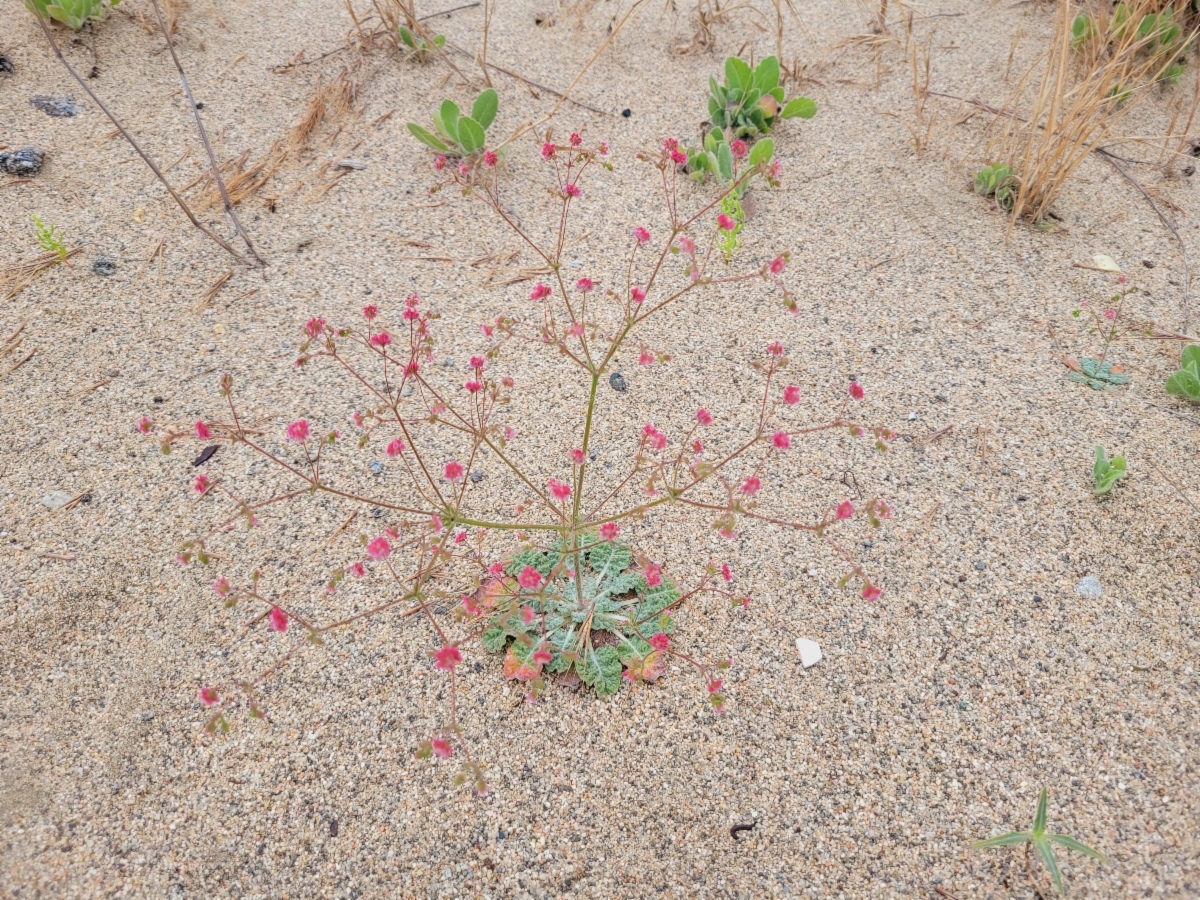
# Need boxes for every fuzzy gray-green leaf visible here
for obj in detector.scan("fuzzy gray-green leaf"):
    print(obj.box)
[1033,835,1065,895]
[972,830,1031,850]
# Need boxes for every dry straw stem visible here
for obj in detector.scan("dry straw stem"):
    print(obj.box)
[150,0,264,265]
[988,0,1198,226]
[30,13,251,265]
[1,248,83,300]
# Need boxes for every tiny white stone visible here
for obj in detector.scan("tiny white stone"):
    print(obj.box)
[796,638,822,668]
[807,569,817,576]
[41,490,73,509]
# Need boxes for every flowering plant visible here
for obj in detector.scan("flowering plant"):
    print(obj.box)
[140,134,895,793]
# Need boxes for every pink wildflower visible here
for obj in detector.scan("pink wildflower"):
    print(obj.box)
[431,737,452,758]
[570,448,585,465]
[717,213,736,231]
[696,408,713,426]
[639,351,655,366]
[367,536,391,561]
[520,605,536,625]
[671,149,688,164]
[548,478,572,500]
[849,382,864,400]
[632,227,651,244]
[692,439,704,453]
[767,340,784,357]
[268,607,288,632]
[599,142,609,155]
[678,235,696,254]
[707,678,723,694]
[193,474,212,494]
[347,561,365,578]
[370,331,392,348]
[212,577,231,597]
[836,500,854,520]
[631,286,646,303]
[564,183,581,198]
[304,317,325,338]
[1117,274,1128,285]
[484,150,498,167]
[741,476,761,496]
[532,649,553,665]
[405,361,419,376]
[650,633,670,651]
[488,562,505,577]
[1104,308,1117,321]
[541,142,556,159]
[194,421,211,440]
[137,416,153,434]
[862,583,882,602]
[568,323,584,338]
[463,594,481,616]
[530,283,552,301]
[643,563,662,587]
[600,522,619,540]
[403,306,419,322]
[770,256,787,275]
[469,356,485,370]
[877,500,893,519]
[286,420,309,442]
[575,277,594,292]
[434,645,462,670]
[649,430,667,450]
[465,380,482,393]
[570,132,583,147]
[363,304,378,321]
[721,564,732,582]
[518,566,542,590]
[444,461,464,482]
[199,687,219,706]
[386,438,406,458]
[772,431,791,449]
[783,385,800,405]
[435,156,447,170]
[730,139,747,158]
[458,162,470,177]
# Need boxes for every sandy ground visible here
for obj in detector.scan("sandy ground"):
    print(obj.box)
[2,0,1199,897]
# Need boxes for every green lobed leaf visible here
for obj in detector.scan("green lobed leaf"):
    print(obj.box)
[456,115,485,154]
[471,88,498,130]
[481,626,508,652]
[1048,834,1105,860]
[579,645,622,696]
[781,96,817,119]
[407,122,449,151]
[748,137,774,166]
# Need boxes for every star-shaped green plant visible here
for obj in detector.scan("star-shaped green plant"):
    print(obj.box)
[1067,357,1130,391]
[972,787,1105,896]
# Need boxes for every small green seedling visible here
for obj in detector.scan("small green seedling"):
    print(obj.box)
[1165,344,1200,401]
[25,0,119,31]
[398,25,445,62]
[972,787,1105,897]
[684,131,775,195]
[1074,5,1191,87]
[1092,445,1126,495]
[31,213,67,261]
[707,55,816,141]
[975,163,1016,210]
[407,88,498,158]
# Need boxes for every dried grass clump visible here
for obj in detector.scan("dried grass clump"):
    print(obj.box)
[989,0,1197,223]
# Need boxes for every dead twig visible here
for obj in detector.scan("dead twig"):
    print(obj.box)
[70,378,112,397]
[195,269,233,308]
[3,348,36,375]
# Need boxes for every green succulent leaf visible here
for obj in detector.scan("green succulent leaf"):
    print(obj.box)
[433,34,445,47]
[456,115,486,154]
[1032,787,1049,836]
[1033,836,1065,896]
[399,25,415,47]
[439,99,461,142]
[1092,445,1110,480]
[1048,834,1105,860]
[717,141,734,181]
[781,96,817,119]
[972,830,1031,850]
[725,56,752,91]
[753,55,780,93]
[471,88,498,130]
[407,122,450,151]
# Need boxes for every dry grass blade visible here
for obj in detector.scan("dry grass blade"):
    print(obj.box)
[195,270,233,309]
[1,249,82,301]
[289,67,358,150]
[3,348,37,375]
[989,0,1198,225]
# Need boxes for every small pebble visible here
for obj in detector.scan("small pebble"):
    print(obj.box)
[974,562,986,571]
[1075,575,1103,599]
[31,95,78,117]
[621,108,631,117]
[796,638,823,668]
[137,711,155,722]
[609,372,627,392]
[92,257,117,277]
[470,470,484,483]
[0,146,45,177]
[369,460,383,475]
[0,55,14,75]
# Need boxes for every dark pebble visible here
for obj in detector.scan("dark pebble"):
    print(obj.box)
[194,102,204,110]
[93,257,117,277]
[153,396,164,403]
[470,470,484,483]
[0,55,14,75]
[621,109,631,118]
[329,819,338,837]
[369,460,383,475]
[31,95,78,117]
[1142,259,1156,268]
[192,445,218,467]
[0,146,45,177]
[1033,594,1043,603]
[609,372,627,392]
[80,493,92,504]
[497,830,507,840]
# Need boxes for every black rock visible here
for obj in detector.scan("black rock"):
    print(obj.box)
[0,55,14,75]
[92,257,117,276]
[0,146,45,177]
[31,95,78,117]
[621,108,631,118]
[609,372,627,392]
[470,470,484,483]
[192,445,218,467]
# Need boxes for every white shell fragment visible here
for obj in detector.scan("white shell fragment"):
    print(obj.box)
[1092,254,1121,273]
[41,490,73,509]
[1075,576,1103,599]
[796,638,823,668]
[336,158,367,170]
